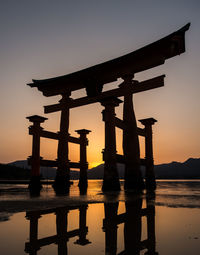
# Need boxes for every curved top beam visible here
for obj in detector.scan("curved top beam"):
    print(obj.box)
[28,23,190,97]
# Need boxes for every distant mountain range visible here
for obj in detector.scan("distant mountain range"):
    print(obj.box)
[5,160,79,179]
[87,158,200,179]
[1,157,199,180]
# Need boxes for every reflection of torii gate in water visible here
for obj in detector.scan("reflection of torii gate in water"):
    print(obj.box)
[27,24,190,193]
[25,205,90,255]
[24,194,157,255]
[103,193,157,255]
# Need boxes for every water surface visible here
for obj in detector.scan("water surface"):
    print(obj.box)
[0,180,200,255]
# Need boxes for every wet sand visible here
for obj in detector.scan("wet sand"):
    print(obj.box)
[0,180,200,212]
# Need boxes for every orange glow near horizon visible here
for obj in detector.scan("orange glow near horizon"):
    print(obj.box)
[34,125,199,169]
[89,162,103,169]
[0,100,199,166]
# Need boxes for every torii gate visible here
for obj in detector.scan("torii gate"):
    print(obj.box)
[27,23,190,193]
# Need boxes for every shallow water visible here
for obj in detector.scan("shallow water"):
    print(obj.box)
[0,180,200,255]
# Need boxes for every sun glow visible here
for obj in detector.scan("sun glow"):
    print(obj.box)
[89,162,103,169]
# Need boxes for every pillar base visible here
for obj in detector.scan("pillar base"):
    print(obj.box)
[74,239,91,246]
[29,176,42,196]
[144,252,159,255]
[25,245,40,254]
[124,176,145,191]
[102,178,121,192]
[145,177,156,190]
[79,186,87,195]
[53,175,70,195]
[78,180,88,195]
[78,179,88,188]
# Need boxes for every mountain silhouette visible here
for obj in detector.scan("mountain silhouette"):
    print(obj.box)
[1,158,199,179]
[87,158,200,179]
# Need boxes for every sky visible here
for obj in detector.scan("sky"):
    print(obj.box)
[0,0,200,167]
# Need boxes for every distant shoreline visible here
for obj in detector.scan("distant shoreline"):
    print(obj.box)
[0,180,54,184]
[0,178,200,185]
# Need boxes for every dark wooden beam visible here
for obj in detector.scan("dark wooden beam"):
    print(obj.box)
[40,159,57,167]
[116,154,146,165]
[44,75,165,113]
[68,136,80,144]
[116,154,125,164]
[115,117,146,136]
[70,162,81,169]
[29,129,58,140]
[103,208,149,227]
[40,130,59,140]
[28,23,189,97]
[44,103,61,114]
[29,128,81,144]
[115,117,126,129]
[137,127,146,137]
[26,205,80,217]
[40,159,80,169]
[25,228,82,249]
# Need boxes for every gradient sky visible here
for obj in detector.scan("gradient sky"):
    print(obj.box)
[0,0,200,167]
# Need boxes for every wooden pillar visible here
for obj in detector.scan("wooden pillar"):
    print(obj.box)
[139,118,157,190]
[101,97,122,191]
[120,76,144,190]
[56,208,68,255]
[27,115,47,193]
[75,205,90,245]
[75,129,91,190]
[103,202,119,255]
[146,192,158,255]
[54,93,71,193]
[124,197,142,255]
[25,212,41,255]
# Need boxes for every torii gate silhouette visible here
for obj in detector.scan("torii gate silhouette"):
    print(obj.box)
[27,23,190,194]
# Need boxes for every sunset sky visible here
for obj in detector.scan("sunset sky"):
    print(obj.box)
[0,0,200,167]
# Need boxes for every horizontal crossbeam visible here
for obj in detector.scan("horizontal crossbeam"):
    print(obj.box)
[26,206,79,217]
[103,208,150,227]
[115,117,126,129]
[116,154,146,165]
[25,228,85,250]
[137,127,146,136]
[115,117,145,136]
[44,75,165,113]
[40,130,59,139]
[41,159,80,169]
[29,129,81,144]
[68,136,80,144]
[70,162,81,169]
[28,158,81,169]
[40,159,57,167]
